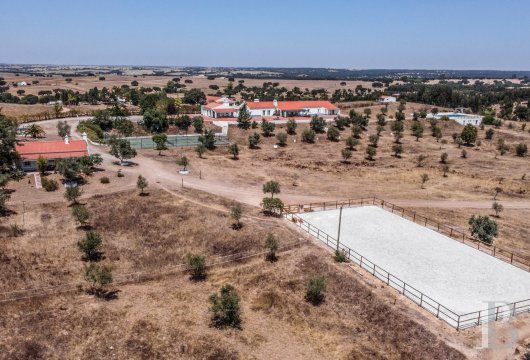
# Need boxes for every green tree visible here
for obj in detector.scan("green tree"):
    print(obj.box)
[248,132,261,149]
[109,138,137,164]
[187,254,206,281]
[83,263,113,297]
[461,124,478,146]
[0,190,11,215]
[57,120,71,138]
[302,128,316,143]
[395,111,405,121]
[411,121,424,141]
[261,120,275,137]
[305,276,326,306]
[177,156,189,171]
[265,233,279,262]
[142,109,169,133]
[195,143,206,158]
[341,148,352,163]
[228,143,239,160]
[485,128,494,140]
[351,124,362,139]
[391,121,404,143]
[192,116,204,133]
[24,124,45,138]
[262,197,284,215]
[237,104,252,129]
[114,117,134,137]
[0,114,19,173]
[36,155,47,176]
[368,134,379,147]
[64,186,82,204]
[77,230,102,261]
[392,144,403,158]
[345,136,359,150]
[137,175,148,195]
[492,201,504,217]
[182,88,206,105]
[377,113,386,127]
[286,119,297,135]
[263,180,280,198]
[71,203,90,227]
[366,146,376,161]
[276,131,288,146]
[468,215,498,244]
[310,116,326,133]
[209,284,241,328]
[198,129,216,150]
[152,133,168,155]
[327,126,340,141]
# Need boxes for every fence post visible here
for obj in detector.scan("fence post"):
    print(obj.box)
[387,272,390,285]
[495,306,500,321]
[402,283,406,295]
[420,293,423,307]
[392,204,395,213]
[450,228,453,237]
[413,212,416,222]
[326,234,329,246]
[493,247,496,256]
[436,304,441,318]
[317,228,320,239]
[373,263,376,275]
[401,209,404,217]
[457,316,461,330]
[510,253,514,263]
[372,196,375,204]
[513,302,517,316]
[381,200,384,208]
[360,256,363,268]
[477,311,481,326]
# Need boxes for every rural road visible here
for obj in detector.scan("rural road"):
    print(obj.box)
[14,116,530,210]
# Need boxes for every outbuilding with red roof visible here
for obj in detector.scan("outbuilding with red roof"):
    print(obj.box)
[15,136,89,172]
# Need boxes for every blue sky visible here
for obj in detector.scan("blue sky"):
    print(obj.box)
[1,0,529,70]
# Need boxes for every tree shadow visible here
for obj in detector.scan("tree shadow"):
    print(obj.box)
[139,192,150,197]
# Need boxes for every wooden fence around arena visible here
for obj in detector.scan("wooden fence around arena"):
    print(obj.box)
[284,197,530,272]
[284,207,530,330]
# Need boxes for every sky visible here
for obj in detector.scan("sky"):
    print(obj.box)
[1,0,529,70]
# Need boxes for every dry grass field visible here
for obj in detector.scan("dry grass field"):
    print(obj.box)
[0,188,473,359]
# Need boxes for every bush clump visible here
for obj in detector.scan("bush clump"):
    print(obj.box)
[306,276,326,306]
[41,177,59,192]
[187,254,206,281]
[209,284,241,329]
[100,176,110,184]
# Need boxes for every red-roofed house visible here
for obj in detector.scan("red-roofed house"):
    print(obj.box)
[201,98,339,119]
[15,136,89,172]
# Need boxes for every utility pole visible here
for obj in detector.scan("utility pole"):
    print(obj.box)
[337,206,343,252]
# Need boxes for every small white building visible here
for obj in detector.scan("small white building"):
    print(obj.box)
[17,81,28,86]
[427,112,483,126]
[377,96,396,103]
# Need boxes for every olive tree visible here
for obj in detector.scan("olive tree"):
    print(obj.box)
[469,215,498,244]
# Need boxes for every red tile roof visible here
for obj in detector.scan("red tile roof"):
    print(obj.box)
[16,140,88,160]
[246,101,338,111]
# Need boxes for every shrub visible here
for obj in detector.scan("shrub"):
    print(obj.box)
[368,134,379,147]
[345,136,359,150]
[306,276,326,306]
[461,149,468,158]
[302,128,316,143]
[137,175,148,195]
[334,249,347,263]
[461,124,478,145]
[83,263,113,297]
[209,284,241,328]
[265,233,279,262]
[230,204,243,229]
[420,174,429,188]
[392,144,403,157]
[468,215,498,244]
[77,230,102,261]
[198,129,216,150]
[492,201,504,217]
[71,204,90,227]
[276,131,288,146]
[310,116,326,133]
[286,119,297,135]
[417,154,427,167]
[341,148,352,163]
[117,170,124,177]
[195,143,207,158]
[187,254,206,281]
[327,126,340,141]
[64,186,82,204]
[262,197,284,215]
[10,223,24,237]
[228,143,239,160]
[261,120,275,137]
[41,177,59,192]
[485,128,494,140]
[248,132,261,149]
[365,146,376,161]
[100,176,110,184]
[440,152,448,164]
[515,143,528,157]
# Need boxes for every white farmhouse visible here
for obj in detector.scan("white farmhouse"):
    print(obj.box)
[377,96,396,103]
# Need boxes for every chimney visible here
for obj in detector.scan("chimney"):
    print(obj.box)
[64,135,69,145]
[273,99,278,107]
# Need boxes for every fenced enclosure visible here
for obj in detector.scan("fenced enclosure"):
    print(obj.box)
[285,197,529,272]
[284,198,530,330]
[108,134,229,149]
